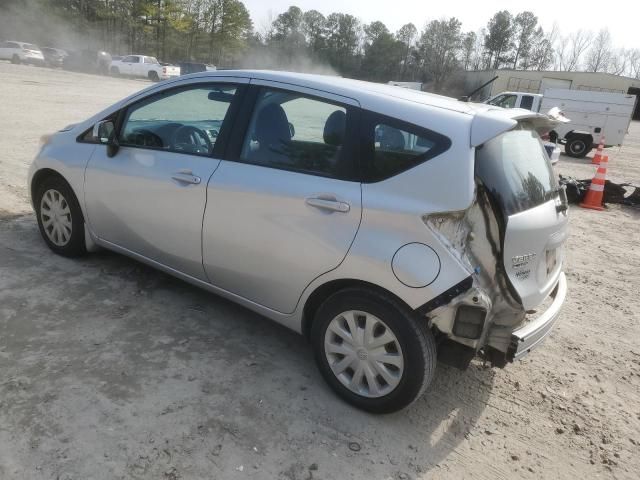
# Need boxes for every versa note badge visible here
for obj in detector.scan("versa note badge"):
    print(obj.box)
[512,253,536,269]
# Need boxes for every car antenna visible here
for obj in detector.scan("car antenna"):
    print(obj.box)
[458,76,499,102]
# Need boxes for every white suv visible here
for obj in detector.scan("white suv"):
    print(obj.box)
[0,41,45,65]
[28,71,569,412]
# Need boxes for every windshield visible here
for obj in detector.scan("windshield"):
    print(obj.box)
[487,94,517,108]
[475,127,557,216]
[24,43,40,51]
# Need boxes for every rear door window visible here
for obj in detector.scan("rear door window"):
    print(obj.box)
[520,95,534,110]
[238,88,357,180]
[360,112,451,182]
[475,126,558,216]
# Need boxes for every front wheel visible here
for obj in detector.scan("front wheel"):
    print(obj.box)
[11,54,20,64]
[34,176,86,257]
[149,71,159,82]
[311,288,436,413]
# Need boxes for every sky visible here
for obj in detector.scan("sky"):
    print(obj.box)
[243,0,639,50]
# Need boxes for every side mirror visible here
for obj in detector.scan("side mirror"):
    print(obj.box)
[92,120,120,157]
[92,119,115,144]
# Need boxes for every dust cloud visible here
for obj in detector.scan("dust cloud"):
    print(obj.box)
[0,0,111,51]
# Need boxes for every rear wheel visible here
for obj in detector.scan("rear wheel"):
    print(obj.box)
[11,54,20,64]
[34,176,86,257]
[565,136,592,158]
[311,287,436,413]
[110,66,120,76]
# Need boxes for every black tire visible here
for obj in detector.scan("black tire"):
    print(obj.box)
[149,71,160,82]
[34,176,86,257]
[565,136,592,158]
[11,54,20,64]
[110,66,120,76]
[311,287,436,413]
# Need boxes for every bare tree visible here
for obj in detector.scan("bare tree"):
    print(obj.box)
[530,23,557,71]
[258,9,277,42]
[417,17,463,91]
[460,31,476,70]
[627,49,640,79]
[608,48,627,76]
[471,28,487,70]
[585,28,612,73]
[396,23,417,79]
[564,29,592,71]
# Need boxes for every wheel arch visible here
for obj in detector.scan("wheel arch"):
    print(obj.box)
[31,168,74,204]
[564,129,593,144]
[30,168,86,222]
[301,278,416,341]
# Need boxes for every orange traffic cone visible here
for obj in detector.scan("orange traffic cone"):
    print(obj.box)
[580,155,608,211]
[591,136,605,164]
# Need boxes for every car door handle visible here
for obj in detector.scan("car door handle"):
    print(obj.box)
[171,171,201,185]
[305,197,350,213]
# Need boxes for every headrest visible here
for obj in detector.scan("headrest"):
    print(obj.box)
[323,110,346,146]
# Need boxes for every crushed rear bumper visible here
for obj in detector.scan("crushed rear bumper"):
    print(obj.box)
[508,272,567,361]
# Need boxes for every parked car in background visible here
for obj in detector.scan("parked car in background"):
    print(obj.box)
[28,71,568,413]
[41,47,68,68]
[110,55,180,81]
[178,61,206,76]
[63,50,112,75]
[0,41,44,65]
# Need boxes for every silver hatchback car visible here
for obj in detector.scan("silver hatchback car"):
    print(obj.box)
[29,71,568,413]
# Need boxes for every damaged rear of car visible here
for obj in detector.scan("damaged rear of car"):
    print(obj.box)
[425,108,569,368]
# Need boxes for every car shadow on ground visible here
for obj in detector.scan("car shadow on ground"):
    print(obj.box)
[0,214,494,477]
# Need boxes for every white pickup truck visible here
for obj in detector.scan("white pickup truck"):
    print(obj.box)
[485,88,638,157]
[109,55,180,82]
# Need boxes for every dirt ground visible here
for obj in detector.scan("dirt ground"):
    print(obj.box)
[1,62,639,480]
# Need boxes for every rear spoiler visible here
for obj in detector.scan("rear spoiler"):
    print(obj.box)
[470,108,561,147]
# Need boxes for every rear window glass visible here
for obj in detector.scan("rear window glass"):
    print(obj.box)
[362,113,451,182]
[475,127,557,216]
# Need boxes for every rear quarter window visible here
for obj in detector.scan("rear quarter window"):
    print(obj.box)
[360,111,451,182]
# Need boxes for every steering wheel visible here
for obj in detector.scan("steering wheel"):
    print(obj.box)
[171,125,212,154]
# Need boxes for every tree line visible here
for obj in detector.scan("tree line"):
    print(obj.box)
[2,1,640,90]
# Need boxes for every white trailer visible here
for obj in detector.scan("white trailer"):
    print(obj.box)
[484,88,637,157]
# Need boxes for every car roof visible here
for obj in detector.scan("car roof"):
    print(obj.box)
[190,70,479,115]
[105,69,550,148]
